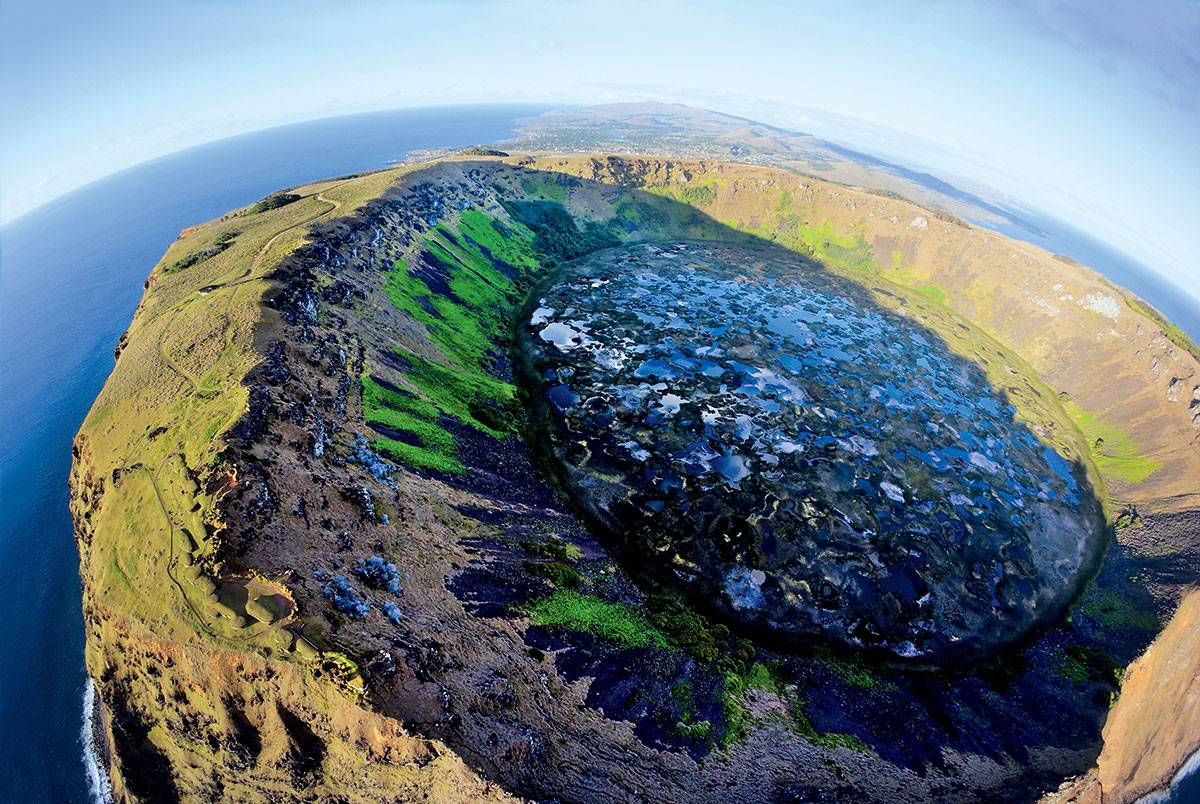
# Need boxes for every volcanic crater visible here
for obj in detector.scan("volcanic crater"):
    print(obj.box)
[520,240,1107,662]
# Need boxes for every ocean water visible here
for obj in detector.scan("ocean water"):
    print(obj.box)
[0,104,546,803]
[1,102,1196,802]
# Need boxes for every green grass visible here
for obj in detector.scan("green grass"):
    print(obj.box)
[764,211,876,274]
[614,192,671,230]
[1064,400,1162,485]
[165,230,238,274]
[521,175,570,203]
[372,207,546,472]
[526,590,670,649]
[383,210,537,368]
[789,701,869,752]
[502,200,621,262]
[1054,644,1123,689]
[1080,588,1159,632]
[913,283,947,306]
[360,375,464,474]
[646,176,721,209]
[812,645,894,692]
[791,221,876,273]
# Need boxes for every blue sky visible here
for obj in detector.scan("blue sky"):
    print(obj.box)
[2,0,1197,299]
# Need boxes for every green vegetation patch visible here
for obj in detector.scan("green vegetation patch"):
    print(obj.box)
[789,701,869,752]
[1064,400,1161,485]
[646,176,721,209]
[526,589,670,649]
[521,175,571,203]
[720,659,867,752]
[1080,588,1159,632]
[670,679,713,741]
[786,221,876,274]
[243,192,301,215]
[525,560,582,589]
[371,208,546,472]
[523,539,584,562]
[812,645,894,692]
[913,282,948,306]
[384,210,536,366]
[361,375,465,475]
[613,193,671,231]
[646,591,754,673]
[166,230,238,274]
[1054,644,1123,690]
[501,200,621,262]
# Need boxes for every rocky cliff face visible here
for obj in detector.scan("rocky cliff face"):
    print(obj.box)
[72,153,1200,802]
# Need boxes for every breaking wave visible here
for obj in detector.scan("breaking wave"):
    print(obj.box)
[81,677,113,804]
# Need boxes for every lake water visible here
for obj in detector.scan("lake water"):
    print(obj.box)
[0,102,1195,802]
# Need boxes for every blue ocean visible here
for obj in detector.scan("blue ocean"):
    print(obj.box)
[0,103,1195,802]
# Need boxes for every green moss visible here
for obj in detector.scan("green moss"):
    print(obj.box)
[1064,400,1161,485]
[1054,644,1124,689]
[717,662,868,751]
[645,592,753,673]
[526,590,670,649]
[720,662,784,747]
[1080,588,1159,632]
[501,199,621,262]
[812,645,894,692]
[524,539,584,562]
[790,701,869,752]
[525,560,582,588]
[670,679,713,740]
[674,719,712,740]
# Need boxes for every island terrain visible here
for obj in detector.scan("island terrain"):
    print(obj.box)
[70,105,1200,803]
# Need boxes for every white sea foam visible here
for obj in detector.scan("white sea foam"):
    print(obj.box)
[81,677,114,804]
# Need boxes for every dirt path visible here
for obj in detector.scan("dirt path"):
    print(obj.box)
[157,188,345,395]
[198,189,343,294]
[146,189,346,636]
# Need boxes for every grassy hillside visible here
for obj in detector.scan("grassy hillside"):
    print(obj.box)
[70,167,512,801]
